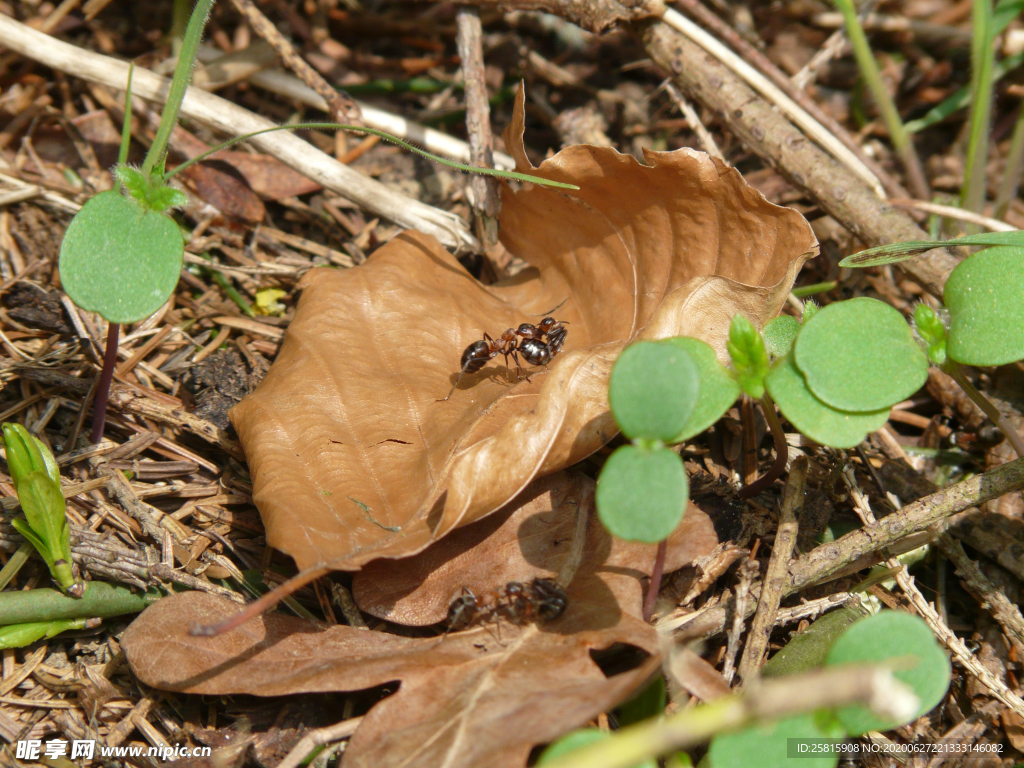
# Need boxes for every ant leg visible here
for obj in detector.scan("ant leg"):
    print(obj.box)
[438,371,464,402]
[509,349,532,382]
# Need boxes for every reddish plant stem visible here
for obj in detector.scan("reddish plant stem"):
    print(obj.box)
[737,393,789,499]
[643,539,668,622]
[89,322,120,444]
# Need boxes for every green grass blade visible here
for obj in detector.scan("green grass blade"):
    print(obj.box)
[162,122,580,190]
[840,230,1024,266]
[142,0,213,177]
[905,51,1024,134]
[961,0,996,217]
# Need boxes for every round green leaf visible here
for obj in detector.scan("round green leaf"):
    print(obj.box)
[59,190,184,324]
[596,445,688,542]
[766,354,889,449]
[661,338,740,442]
[709,713,838,768]
[763,315,800,359]
[793,297,928,411]
[539,729,657,768]
[825,611,951,735]
[609,341,699,442]
[945,246,1024,366]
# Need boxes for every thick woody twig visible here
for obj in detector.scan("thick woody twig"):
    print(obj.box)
[668,456,1024,640]
[0,14,476,252]
[737,457,806,681]
[456,6,501,243]
[228,0,360,122]
[639,18,959,296]
[672,0,907,199]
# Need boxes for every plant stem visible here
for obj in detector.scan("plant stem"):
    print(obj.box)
[994,101,1024,220]
[643,539,667,622]
[737,393,789,499]
[944,362,1024,458]
[961,0,995,221]
[0,581,159,624]
[142,0,214,177]
[833,0,930,200]
[791,281,837,298]
[89,322,119,445]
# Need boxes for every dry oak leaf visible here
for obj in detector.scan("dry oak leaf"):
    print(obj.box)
[123,550,662,768]
[353,470,719,625]
[230,86,817,573]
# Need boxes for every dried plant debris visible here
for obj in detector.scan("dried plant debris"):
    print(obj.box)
[231,88,815,573]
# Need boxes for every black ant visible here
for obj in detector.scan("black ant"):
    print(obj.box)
[446,577,568,631]
[439,317,568,401]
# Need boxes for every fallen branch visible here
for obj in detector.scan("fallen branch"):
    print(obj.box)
[667,455,1024,639]
[638,17,960,295]
[0,14,476,252]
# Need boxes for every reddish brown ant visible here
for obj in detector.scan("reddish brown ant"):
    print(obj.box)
[439,317,569,401]
[446,577,568,631]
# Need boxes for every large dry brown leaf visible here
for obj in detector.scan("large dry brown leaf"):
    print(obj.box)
[123,478,672,767]
[231,87,817,572]
[352,471,719,625]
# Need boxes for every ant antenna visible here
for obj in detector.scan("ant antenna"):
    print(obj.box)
[189,564,331,636]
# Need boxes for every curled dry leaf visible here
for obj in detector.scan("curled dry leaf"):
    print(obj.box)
[353,470,720,625]
[123,486,670,768]
[230,86,817,573]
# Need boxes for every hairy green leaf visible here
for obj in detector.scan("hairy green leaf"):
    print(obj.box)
[825,611,951,734]
[794,298,927,412]
[59,190,184,324]
[766,354,890,449]
[596,445,688,543]
[945,246,1024,366]
[608,341,699,442]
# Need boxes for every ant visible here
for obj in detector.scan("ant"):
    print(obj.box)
[439,317,568,401]
[446,577,568,631]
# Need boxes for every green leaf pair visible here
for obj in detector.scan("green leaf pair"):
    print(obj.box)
[2,423,82,597]
[598,338,741,543]
[764,298,928,449]
[709,610,952,768]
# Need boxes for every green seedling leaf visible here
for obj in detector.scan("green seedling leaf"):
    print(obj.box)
[839,230,1024,267]
[802,300,819,322]
[708,713,839,768]
[596,445,688,542]
[912,304,947,366]
[825,611,951,734]
[11,472,78,595]
[2,423,58,489]
[608,341,699,442]
[763,315,800,359]
[539,728,657,768]
[661,338,740,442]
[794,297,928,412]
[944,246,1024,366]
[761,604,869,678]
[618,675,666,727]
[0,617,91,650]
[115,166,188,213]
[59,190,184,324]
[1,424,80,596]
[727,315,768,399]
[766,354,890,449]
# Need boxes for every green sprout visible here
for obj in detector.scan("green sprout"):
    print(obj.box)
[1,423,82,597]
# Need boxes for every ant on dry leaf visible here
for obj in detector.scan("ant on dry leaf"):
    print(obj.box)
[446,577,568,631]
[439,317,568,401]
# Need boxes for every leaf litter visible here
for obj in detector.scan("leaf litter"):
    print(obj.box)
[123,471,720,768]
[229,86,818,573]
